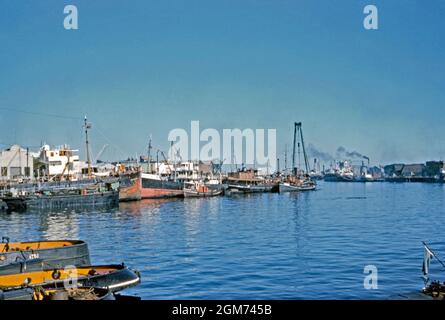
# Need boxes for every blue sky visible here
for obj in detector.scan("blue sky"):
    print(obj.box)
[0,0,444,165]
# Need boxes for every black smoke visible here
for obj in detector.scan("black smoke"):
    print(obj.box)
[307,144,335,162]
[336,146,369,162]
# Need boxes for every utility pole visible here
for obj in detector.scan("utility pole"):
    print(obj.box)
[84,116,92,179]
[156,150,159,175]
[292,123,297,172]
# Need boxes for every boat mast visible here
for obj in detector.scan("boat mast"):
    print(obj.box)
[171,141,177,182]
[148,136,152,173]
[284,144,288,173]
[84,116,92,179]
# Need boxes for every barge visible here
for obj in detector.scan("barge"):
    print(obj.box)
[1,181,119,213]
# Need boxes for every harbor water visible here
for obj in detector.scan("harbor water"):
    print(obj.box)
[1,182,444,299]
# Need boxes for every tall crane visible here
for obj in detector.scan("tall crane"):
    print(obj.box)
[292,122,310,175]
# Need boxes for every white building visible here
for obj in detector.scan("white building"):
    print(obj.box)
[0,145,34,181]
[39,144,82,180]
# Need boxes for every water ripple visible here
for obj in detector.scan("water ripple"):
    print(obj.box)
[1,182,444,299]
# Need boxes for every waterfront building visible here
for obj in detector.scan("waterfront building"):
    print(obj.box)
[0,145,34,181]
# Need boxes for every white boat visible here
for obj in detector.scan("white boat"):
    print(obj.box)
[279,180,316,193]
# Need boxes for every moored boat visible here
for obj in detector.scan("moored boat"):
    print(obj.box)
[183,181,223,198]
[0,264,141,293]
[279,182,316,192]
[0,285,114,300]
[119,170,142,202]
[279,176,316,193]
[141,173,183,199]
[0,238,91,275]
[224,169,275,194]
[1,181,119,213]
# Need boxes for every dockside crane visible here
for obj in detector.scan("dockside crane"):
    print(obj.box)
[292,122,310,175]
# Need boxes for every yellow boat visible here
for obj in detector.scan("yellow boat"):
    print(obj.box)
[0,264,140,292]
[0,238,90,275]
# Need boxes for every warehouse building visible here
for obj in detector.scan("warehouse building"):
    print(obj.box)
[0,145,34,181]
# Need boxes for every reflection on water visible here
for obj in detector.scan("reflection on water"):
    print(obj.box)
[1,182,445,299]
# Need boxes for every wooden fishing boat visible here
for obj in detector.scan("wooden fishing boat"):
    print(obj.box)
[0,264,141,293]
[183,181,223,198]
[225,169,275,194]
[0,238,90,275]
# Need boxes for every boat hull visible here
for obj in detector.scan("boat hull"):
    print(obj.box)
[0,264,141,293]
[141,175,183,199]
[226,184,274,194]
[1,190,119,213]
[184,189,223,198]
[279,183,316,192]
[323,174,354,182]
[0,286,115,301]
[0,240,91,276]
[119,172,142,202]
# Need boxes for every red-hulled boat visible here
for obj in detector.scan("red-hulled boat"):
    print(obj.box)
[141,173,183,199]
[119,171,142,202]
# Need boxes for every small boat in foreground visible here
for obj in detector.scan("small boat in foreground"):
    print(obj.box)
[422,281,445,300]
[420,242,445,300]
[183,181,223,198]
[0,264,141,293]
[0,238,90,275]
[0,285,114,300]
